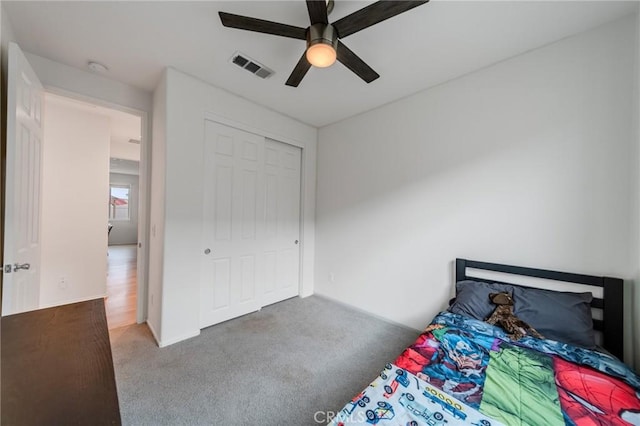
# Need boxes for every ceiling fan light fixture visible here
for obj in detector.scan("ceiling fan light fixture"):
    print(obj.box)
[219,0,428,86]
[306,43,336,68]
[306,23,338,68]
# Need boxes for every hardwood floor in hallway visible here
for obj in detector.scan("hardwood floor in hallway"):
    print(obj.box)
[106,244,137,330]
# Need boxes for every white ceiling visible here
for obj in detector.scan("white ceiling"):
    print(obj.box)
[5,1,637,127]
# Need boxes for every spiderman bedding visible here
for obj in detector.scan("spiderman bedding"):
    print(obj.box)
[331,312,640,426]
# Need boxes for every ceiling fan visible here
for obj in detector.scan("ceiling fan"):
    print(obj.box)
[219,0,429,87]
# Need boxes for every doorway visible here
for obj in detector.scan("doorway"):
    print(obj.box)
[106,244,137,328]
[107,157,142,329]
[40,93,143,329]
[3,43,148,326]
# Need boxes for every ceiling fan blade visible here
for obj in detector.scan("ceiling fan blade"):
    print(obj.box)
[306,0,328,24]
[219,12,307,40]
[285,53,312,87]
[332,1,429,39]
[336,41,379,83]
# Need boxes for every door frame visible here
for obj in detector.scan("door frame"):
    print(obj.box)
[43,86,150,323]
[202,112,311,301]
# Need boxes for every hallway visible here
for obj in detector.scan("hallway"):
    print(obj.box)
[106,244,137,329]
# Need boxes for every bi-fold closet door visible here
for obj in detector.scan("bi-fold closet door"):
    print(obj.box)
[200,120,302,329]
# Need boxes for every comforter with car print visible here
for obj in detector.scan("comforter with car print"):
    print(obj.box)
[331,312,640,426]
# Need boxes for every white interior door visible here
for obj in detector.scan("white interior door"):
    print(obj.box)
[2,43,44,316]
[200,121,265,328]
[262,139,301,307]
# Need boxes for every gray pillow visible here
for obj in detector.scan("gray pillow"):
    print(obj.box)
[448,280,595,349]
[512,286,594,349]
[448,280,516,320]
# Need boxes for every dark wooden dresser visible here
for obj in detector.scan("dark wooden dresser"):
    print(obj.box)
[2,299,121,425]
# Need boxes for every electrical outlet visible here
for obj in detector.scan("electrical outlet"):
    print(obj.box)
[58,277,67,289]
[329,273,335,283]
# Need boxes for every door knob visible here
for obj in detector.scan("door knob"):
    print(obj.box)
[294,240,299,245]
[204,248,211,255]
[13,263,30,272]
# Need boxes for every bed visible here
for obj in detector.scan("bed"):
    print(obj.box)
[330,258,640,426]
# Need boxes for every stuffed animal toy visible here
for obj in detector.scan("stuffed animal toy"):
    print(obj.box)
[485,292,544,341]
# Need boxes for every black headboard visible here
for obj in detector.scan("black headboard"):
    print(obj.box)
[455,258,624,360]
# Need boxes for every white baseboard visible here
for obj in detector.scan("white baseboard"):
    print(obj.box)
[156,329,201,348]
[146,320,161,346]
[299,289,313,298]
[38,293,108,310]
[312,293,421,334]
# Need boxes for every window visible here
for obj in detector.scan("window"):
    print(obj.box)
[109,184,130,220]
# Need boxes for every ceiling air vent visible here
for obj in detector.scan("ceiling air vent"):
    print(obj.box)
[230,52,274,79]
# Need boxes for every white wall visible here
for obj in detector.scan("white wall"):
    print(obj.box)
[316,16,639,367]
[147,71,167,340]
[633,8,640,371]
[110,140,140,162]
[24,52,151,113]
[149,68,317,346]
[40,95,110,308]
[109,172,139,246]
[1,4,17,98]
[1,5,17,93]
